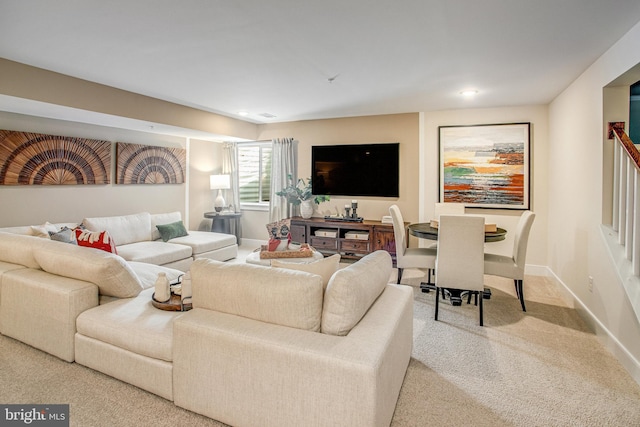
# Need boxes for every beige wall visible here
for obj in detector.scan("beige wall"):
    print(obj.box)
[188,139,225,231]
[548,20,640,379]
[0,58,258,141]
[0,111,188,226]
[256,113,420,226]
[420,106,549,266]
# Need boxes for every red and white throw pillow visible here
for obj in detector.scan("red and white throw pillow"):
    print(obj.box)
[74,229,118,254]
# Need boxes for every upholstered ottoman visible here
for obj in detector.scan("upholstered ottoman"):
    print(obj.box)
[245,249,324,266]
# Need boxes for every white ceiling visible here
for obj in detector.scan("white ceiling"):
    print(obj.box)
[2,0,640,128]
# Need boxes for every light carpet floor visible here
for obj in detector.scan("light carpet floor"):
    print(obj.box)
[1,248,640,426]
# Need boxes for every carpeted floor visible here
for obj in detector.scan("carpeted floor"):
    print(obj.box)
[392,271,640,426]
[1,252,640,426]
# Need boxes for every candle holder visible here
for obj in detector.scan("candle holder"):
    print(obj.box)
[344,207,351,218]
[351,202,358,219]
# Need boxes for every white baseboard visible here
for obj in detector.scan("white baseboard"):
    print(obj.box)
[543,266,640,386]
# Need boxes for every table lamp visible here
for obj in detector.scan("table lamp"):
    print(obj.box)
[210,174,231,212]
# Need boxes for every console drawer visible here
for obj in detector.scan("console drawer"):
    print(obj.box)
[310,237,338,250]
[340,240,370,252]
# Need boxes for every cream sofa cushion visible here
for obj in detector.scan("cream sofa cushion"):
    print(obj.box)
[33,239,143,298]
[190,259,324,332]
[272,253,340,290]
[83,212,152,246]
[76,288,180,362]
[169,230,237,253]
[0,232,41,269]
[116,241,192,265]
[321,250,392,336]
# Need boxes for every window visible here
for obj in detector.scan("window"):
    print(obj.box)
[238,142,272,207]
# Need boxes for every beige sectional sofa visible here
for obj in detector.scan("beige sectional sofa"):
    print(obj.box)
[0,221,412,427]
[0,231,184,362]
[0,211,238,271]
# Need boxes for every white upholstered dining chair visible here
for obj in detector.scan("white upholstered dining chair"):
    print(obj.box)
[434,202,465,220]
[389,205,436,285]
[484,211,535,312]
[435,214,486,326]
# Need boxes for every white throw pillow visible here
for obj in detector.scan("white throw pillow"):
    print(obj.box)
[30,222,58,238]
[321,251,392,336]
[272,254,341,290]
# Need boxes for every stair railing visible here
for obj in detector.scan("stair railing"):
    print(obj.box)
[611,125,640,275]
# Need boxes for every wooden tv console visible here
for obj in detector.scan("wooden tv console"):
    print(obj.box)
[289,216,399,265]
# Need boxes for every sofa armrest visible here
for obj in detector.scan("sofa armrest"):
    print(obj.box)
[1,269,99,362]
[173,284,413,427]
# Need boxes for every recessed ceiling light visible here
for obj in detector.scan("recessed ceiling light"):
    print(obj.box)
[238,111,249,116]
[460,90,478,97]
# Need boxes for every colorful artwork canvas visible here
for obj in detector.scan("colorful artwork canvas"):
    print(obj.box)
[439,123,530,209]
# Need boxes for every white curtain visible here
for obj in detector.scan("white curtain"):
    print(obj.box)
[222,142,240,212]
[269,138,298,222]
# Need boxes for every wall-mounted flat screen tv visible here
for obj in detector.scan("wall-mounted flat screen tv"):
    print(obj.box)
[312,142,399,197]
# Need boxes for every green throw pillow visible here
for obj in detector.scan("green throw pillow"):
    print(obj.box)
[156,221,189,242]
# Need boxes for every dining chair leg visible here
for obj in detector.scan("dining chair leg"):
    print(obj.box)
[517,280,526,312]
[397,268,404,284]
[514,280,519,298]
[434,287,440,321]
[479,290,484,326]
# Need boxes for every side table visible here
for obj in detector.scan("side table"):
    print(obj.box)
[204,211,242,245]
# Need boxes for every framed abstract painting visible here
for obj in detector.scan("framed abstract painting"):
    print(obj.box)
[439,122,530,210]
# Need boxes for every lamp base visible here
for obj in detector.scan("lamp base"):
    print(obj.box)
[214,190,226,212]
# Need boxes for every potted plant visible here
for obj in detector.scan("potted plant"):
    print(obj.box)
[276,175,330,218]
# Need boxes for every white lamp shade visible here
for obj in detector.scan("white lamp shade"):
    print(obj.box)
[210,174,231,190]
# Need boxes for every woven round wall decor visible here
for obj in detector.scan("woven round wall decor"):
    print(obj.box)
[116,142,186,184]
[0,130,111,185]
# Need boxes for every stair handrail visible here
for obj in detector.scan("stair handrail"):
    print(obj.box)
[612,126,640,171]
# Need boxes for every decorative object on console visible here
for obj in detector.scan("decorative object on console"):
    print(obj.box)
[74,229,118,254]
[266,219,292,251]
[439,123,530,209]
[209,174,231,212]
[116,142,186,184]
[156,220,189,242]
[300,199,314,219]
[276,174,330,219]
[0,129,111,185]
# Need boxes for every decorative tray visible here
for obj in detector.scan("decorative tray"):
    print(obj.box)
[152,292,192,312]
[259,243,315,259]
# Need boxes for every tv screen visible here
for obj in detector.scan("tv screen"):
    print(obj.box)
[312,143,399,197]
